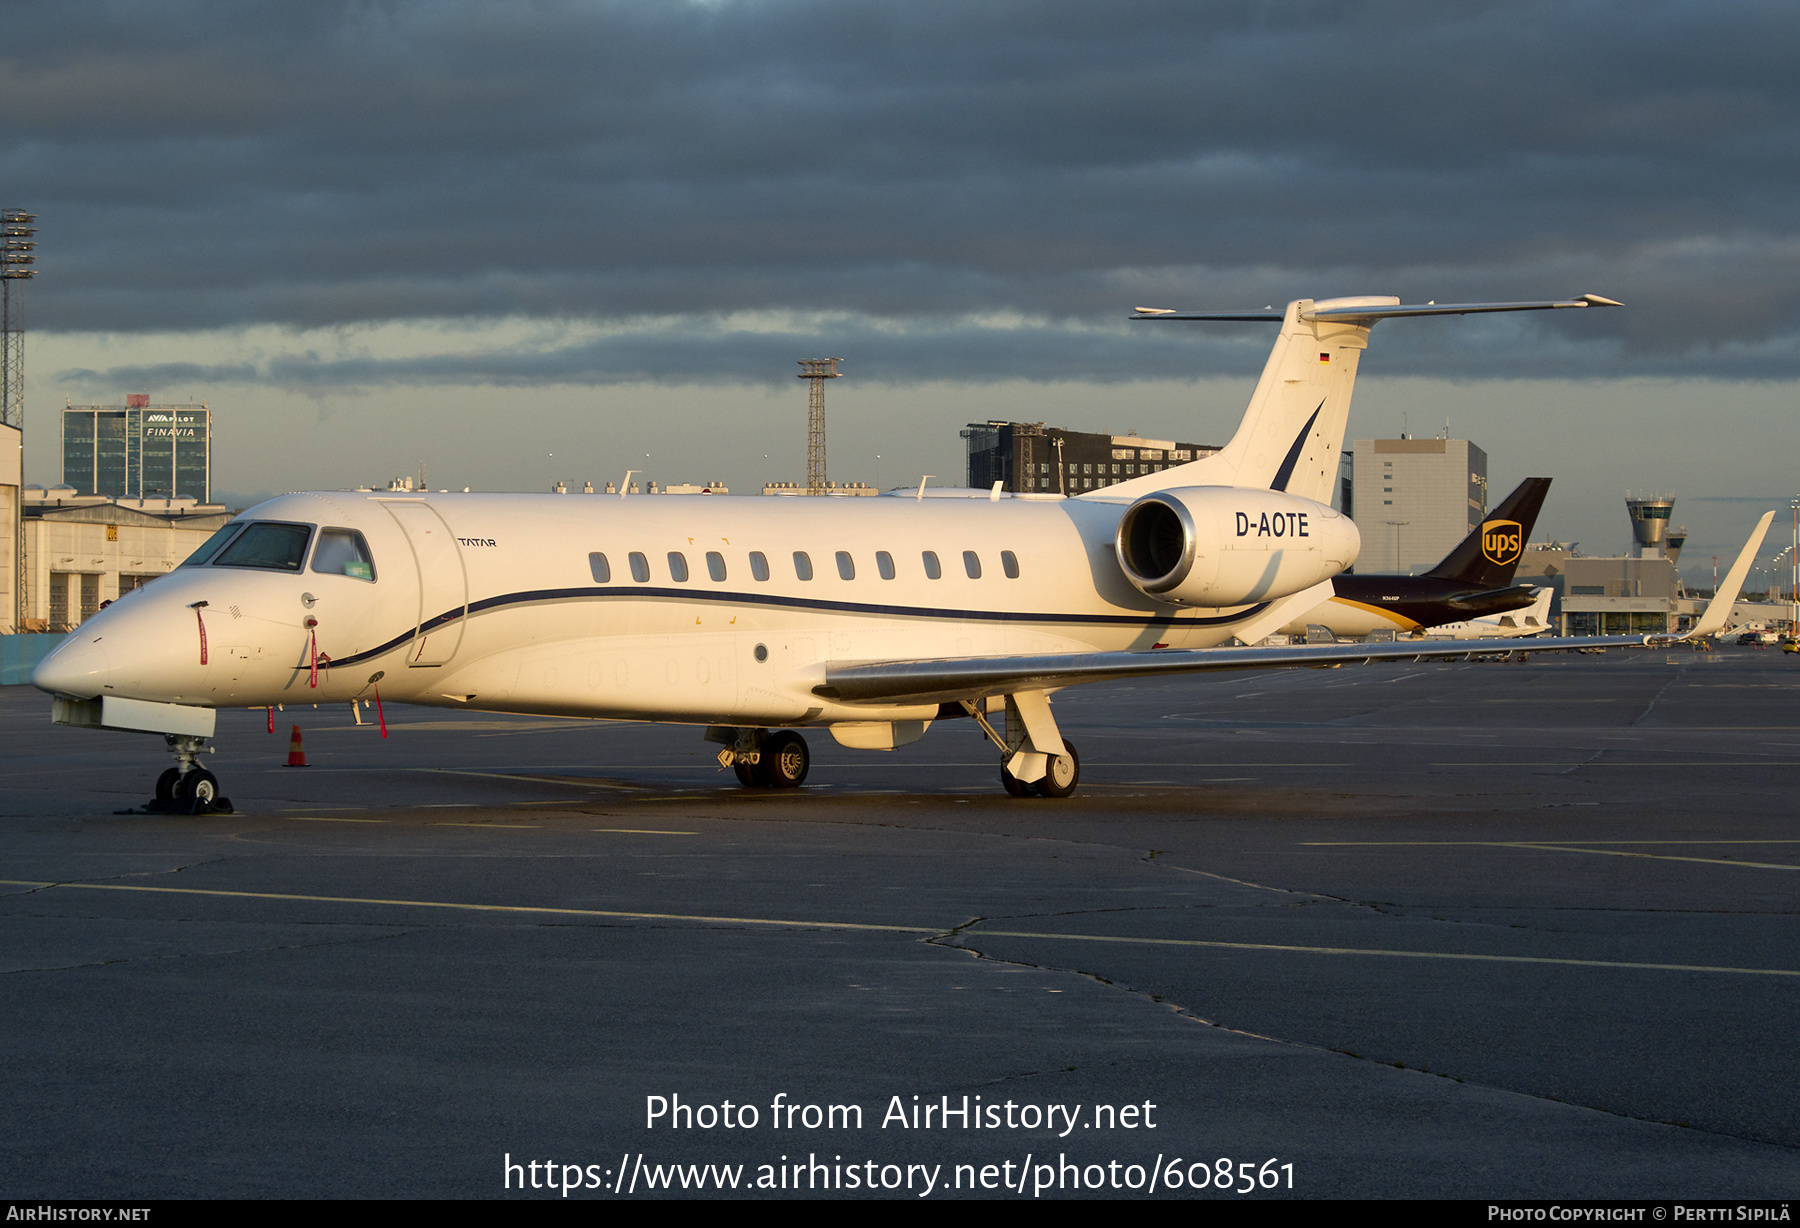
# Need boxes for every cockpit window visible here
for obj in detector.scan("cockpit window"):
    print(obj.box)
[181,522,247,568]
[213,522,314,572]
[311,528,377,581]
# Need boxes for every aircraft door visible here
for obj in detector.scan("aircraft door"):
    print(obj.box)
[381,501,470,667]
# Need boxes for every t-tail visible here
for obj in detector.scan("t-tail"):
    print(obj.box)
[1425,477,1553,591]
[1117,295,1621,503]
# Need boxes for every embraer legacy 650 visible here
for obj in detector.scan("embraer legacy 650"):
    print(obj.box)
[34,293,1754,809]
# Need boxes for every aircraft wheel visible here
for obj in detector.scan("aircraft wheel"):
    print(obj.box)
[154,768,181,806]
[175,769,221,810]
[763,731,809,788]
[732,758,768,788]
[1000,766,1032,797]
[1033,741,1080,798]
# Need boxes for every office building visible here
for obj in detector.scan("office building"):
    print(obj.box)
[1350,437,1488,573]
[63,396,212,503]
[962,422,1218,495]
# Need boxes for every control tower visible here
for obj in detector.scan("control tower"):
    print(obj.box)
[1626,493,1675,558]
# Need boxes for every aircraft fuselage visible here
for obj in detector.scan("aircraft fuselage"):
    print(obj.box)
[41,489,1333,728]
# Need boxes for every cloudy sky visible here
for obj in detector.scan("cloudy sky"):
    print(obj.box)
[5,0,1798,580]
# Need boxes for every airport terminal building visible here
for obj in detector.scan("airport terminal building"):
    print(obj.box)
[1520,499,1697,635]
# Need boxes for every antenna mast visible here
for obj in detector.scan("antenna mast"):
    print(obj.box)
[797,358,842,496]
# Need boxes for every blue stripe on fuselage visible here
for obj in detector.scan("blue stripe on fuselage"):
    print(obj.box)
[318,586,1274,670]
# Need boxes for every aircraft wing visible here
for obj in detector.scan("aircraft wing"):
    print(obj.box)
[812,634,1646,707]
[1689,511,1775,639]
[814,508,1778,709]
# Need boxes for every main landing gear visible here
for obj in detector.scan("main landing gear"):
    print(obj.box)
[711,727,810,789]
[966,692,1081,799]
[1000,740,1080,798]
[144,734,233,815]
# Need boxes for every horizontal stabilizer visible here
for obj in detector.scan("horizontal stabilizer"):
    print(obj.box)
[1446,584,1540,614]
[1131,295,1620,323]
[1131,308,1284,320]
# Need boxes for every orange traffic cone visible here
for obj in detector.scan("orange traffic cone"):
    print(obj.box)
[286,725,308,767]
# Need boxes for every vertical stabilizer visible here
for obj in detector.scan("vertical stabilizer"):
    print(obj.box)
[1118,293,1617,504]
[1109,297,1389,502]
[1425,477,1553,589]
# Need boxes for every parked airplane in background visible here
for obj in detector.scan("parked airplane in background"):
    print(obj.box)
[41,291,1712,811]
[1422,584,1555,640]
[1279,477,1552,639]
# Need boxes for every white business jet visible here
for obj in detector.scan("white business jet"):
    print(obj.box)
[41,292,1693,809]
[1419,585,1555,640]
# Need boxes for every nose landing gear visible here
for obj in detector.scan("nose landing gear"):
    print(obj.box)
[143,734,233,815]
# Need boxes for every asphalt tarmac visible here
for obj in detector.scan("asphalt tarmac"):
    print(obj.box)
[3,646,1797,1199]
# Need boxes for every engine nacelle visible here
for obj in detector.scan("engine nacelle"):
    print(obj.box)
[1114,486,1359,607]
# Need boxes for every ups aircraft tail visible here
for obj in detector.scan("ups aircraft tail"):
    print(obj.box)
[1114,295,1620,505]
[1426,477,1552,590]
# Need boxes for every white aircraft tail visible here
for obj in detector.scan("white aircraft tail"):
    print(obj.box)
[1111,294,1621,504]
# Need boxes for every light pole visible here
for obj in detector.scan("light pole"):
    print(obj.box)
[1382,521,1410,573]
[0,208,33,430]
[1790,497,1798,630]
[2,209,36,635]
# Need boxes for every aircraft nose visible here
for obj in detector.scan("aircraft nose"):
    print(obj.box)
[32,634,111,699]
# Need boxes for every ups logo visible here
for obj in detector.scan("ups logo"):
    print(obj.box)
[1482,519,1523,567]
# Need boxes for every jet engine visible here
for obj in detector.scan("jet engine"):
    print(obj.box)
[1114,486,1359,607]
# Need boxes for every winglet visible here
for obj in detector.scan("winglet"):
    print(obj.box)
[1681,511,1775,641]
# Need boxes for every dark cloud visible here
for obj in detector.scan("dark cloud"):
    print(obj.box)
[7,0,1800,382]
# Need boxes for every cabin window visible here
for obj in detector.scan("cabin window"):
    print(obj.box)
[213,522,313,572]
[1001,550,1020,579]
[587,552,611,583]
[706,551,726,582]
[312,529,377,581]
[836,551,855,580]
[667,552,689,582]
[181,522,245,568]
[922,550,941,580]
[629,552,650,582]
[963,550,982,579]
[749,551,770,581]
[876,551,895,580]
[793,551,813,581]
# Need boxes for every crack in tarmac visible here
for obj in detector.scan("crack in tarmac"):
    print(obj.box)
[928,908,1800,1156]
